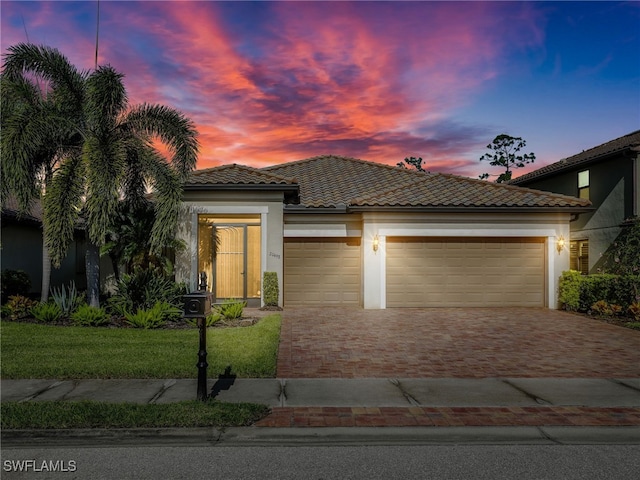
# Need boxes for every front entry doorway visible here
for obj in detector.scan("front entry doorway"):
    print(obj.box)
[198,215,261,306]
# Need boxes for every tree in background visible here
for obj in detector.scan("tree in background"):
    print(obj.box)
[479,134,535,183]
[1,43,199,307]
[601,218,640,276]
[396,156,427,172]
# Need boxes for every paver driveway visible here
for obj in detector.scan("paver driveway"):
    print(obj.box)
[276,307,640,378]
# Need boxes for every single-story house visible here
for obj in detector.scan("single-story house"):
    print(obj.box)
[510,130,640,274]
[176,155,592,309]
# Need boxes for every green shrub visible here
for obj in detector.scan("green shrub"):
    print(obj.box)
[186,312,222,328]
[263,272,279,306]
[123,302,180,329]
[6,295,38,320]
[50,281,83,317]
[579,275,612,312]
[1,269,31,303]
[216,299,246,320]
[71,305,110,327]
[31,302,63,323]
[1,305,12,319]
[558,270,581,311]
[155,301,183,323]
[559,271,640,315]
[107,268,188,316]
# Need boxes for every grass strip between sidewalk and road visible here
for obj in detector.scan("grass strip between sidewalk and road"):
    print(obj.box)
[1,400,269,429]
[0,314,281,379]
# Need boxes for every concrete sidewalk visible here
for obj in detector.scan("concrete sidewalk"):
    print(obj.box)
[3,377,639,407]
[3,377,640,440]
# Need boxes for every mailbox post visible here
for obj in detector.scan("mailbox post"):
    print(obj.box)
[183,288,213,401]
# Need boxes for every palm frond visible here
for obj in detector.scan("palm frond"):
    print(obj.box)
[2,43,87,112]
[85,65,127,130]
[136,149,183,254]
[124,103,199,179]
[43,155,85,267]
[83,134,127,245]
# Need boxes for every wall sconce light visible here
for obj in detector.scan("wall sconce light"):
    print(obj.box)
[556,235,565,253]
[373,234,379,252]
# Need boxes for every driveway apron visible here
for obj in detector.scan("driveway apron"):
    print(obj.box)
[276,307,640,378]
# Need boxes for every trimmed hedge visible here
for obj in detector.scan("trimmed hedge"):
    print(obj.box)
[558,270,640,312]
[263,272,279,307]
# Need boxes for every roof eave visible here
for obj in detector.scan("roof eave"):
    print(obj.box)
[283,204,349,214]
[511,147,638,185]
[184,183,299,193]
[348,205,595,214]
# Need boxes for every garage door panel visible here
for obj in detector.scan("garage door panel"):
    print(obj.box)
[387,237,545,308]
[284,238,361,306]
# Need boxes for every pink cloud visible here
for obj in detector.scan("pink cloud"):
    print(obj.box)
[2,1,552,178]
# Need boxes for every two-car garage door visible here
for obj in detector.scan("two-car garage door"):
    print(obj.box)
[386,237,545,307]
[284,236,545,307]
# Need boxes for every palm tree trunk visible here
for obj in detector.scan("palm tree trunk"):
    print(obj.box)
[85,236,100,308]
[40,170,54,303]
[40,242,51,303]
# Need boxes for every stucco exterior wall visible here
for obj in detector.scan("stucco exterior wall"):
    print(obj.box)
[176,190,285,306]
[514,154,635,273]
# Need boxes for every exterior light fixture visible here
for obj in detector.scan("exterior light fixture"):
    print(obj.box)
[373,235,379,252]
[557,235,565,253]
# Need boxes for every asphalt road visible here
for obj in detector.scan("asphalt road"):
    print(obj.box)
[3,444,640,480]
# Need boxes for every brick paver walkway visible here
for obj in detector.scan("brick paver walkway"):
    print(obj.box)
[276,308,640,378]
[255,406,640,427]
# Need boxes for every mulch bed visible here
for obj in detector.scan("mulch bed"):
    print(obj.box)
[4,315,261,329]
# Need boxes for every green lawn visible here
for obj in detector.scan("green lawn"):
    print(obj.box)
[1,400,268,429]
[0,315,281,379]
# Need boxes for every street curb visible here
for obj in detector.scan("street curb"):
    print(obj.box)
[3,426,640,447]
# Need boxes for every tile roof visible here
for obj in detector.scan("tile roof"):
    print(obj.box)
[186,163,296,186]
[264,155,434,208]
[185,155,590,211]
[263,155,590,210]
[1,195,43,222]
[511,130,640,185]
[352,172,590,209]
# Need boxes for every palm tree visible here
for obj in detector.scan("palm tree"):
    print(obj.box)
[1,43,199,306]
[103,199,186,281]
[1,45,85,301]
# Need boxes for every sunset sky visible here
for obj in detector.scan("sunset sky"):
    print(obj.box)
[1,1,638,178]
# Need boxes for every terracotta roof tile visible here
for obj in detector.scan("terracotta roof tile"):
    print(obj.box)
[511,130,640,185]
[264,155,590,210]
[263,155,430,208]
[352,173,590,208]
[187,163,295,186]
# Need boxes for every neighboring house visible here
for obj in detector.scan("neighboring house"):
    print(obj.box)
[1,196,88,296]
[176,155,591,309]
[510,130,640,274]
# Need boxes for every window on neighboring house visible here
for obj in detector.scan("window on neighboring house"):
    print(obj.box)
[570,240,589,275]
[578,170,589,200]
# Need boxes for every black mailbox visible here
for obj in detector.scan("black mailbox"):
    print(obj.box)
[183,291,213,318]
